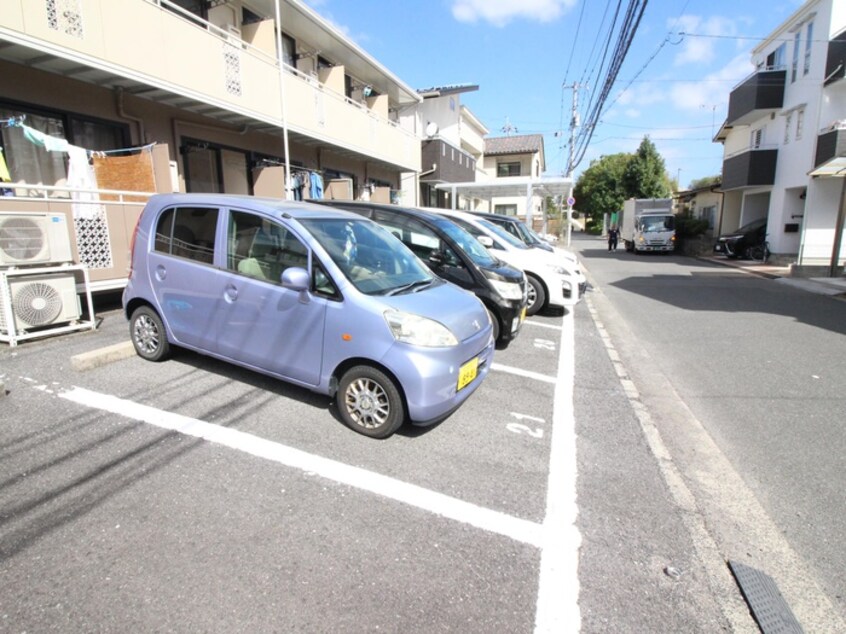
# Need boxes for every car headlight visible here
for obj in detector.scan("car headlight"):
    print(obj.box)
[546,263,572,276]
[488,278,523,301]
[384,310,458,347]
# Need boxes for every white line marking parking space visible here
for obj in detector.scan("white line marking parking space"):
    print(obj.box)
[26,310,581,633]
[57,385,544,547]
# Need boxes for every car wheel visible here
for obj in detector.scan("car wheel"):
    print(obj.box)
[487,307,501,343]
[337,365,405,439]
[130,305,171,362]
[525,274,546,316]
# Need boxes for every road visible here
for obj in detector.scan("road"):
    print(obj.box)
[573,232,846,632]
[1,233,843,632]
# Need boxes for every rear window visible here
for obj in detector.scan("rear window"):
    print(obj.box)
[154,206,217,264]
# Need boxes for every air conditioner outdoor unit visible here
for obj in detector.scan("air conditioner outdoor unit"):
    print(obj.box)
[0,272,81,333]
[0,213,74,266]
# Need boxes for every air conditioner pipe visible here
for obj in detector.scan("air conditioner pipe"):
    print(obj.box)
[114,87,146,144]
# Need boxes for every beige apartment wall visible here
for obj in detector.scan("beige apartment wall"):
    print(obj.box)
[0,59,407,199]
[3,2,419,171]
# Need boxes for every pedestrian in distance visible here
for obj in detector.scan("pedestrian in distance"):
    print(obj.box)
[608,226,619,251]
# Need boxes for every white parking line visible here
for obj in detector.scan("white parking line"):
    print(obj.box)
[41,311,580,632]
[534,304,581,633]
[524,320,563,331]
[56,386,544,548]
[491,363,557,384]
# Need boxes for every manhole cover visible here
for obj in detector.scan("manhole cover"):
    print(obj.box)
[728,560,803,633]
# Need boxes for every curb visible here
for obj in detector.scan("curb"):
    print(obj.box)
[71,340,135,372]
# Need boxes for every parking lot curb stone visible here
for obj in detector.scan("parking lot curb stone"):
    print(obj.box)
[71,340,135,371]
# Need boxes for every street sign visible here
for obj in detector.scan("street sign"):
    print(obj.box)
[567,196,576,207]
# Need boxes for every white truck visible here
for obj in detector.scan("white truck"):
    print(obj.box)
[618,198,676,253]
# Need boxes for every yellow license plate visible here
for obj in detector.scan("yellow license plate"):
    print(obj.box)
[457,357,479,391]
[520,307,527,321]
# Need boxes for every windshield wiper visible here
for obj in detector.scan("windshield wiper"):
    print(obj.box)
[385,279,433,296]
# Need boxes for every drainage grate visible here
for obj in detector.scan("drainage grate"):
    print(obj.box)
[728,560,804,633]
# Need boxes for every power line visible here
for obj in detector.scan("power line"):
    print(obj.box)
[677,31,834,44]
[569,0,650,173]
[601,121,715,130]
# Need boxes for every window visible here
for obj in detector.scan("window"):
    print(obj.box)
[751,128,763,149]
[784,112,792,144]
[796,109,804,140]
[0,102,127,189]
[154,206,218,264]
[281,32,296,68]
[792,31,800,82]
[228,211,308,282]
[494,204,518,216]
[497,162,521,177]
[182,139,251,194]
[766,43,786,70]
[699,205,716,231]
[804,22,813,76]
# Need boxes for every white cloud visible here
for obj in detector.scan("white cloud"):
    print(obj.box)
[672,15,738,66]
[669,52,754,112]
[451,0,577,27]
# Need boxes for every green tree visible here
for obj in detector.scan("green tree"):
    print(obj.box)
[573,153,630,229]
[689,175,721,190]
[622,136,671,199]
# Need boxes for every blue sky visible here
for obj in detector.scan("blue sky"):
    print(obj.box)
[305,0,806,188]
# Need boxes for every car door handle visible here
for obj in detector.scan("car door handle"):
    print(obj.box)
[224,284,238,303]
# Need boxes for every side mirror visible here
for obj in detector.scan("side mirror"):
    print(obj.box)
[477,235,494,248]
[281,267,310,291]
[428,251,445,268]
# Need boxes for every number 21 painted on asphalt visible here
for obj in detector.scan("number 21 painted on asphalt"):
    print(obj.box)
[506,412,545,438]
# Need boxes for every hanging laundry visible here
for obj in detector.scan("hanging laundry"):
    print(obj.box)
[0,147,11,182]
[21,124,70,152]
[92,147,156,202]
[309,171,323,199]
[67,145,101,220]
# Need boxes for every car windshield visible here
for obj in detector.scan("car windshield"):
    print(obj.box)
[476,218,528,249]
[302,218,434,295]
[639,215,675,232]
[432,217,499,267]
[737,218,766,233]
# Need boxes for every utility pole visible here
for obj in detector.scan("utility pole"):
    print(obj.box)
[563,82,584,246]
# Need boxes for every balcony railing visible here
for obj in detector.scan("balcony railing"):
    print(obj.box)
[824,30,846,86]
[726,70,786,127]
[814,126,846,168]
[721,147,778,190]
[420,139,476,183]
[3,0,420,171]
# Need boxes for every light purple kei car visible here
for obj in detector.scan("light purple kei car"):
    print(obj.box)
[123,193,494,438]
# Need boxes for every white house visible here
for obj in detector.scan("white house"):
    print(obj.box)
[716,0,845,274]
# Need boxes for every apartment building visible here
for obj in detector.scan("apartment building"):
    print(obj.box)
[409,84,488,209]
[717,0,845,272]
[0,0,421,290]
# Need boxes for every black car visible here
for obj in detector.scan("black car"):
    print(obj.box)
[313,201,528,346]
[469,211,554,252]
[713,218,767,259]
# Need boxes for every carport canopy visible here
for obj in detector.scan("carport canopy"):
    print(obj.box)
[435,176,573,205]
[434,176,574,226]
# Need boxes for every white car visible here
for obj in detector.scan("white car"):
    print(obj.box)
[426,208,584,315]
